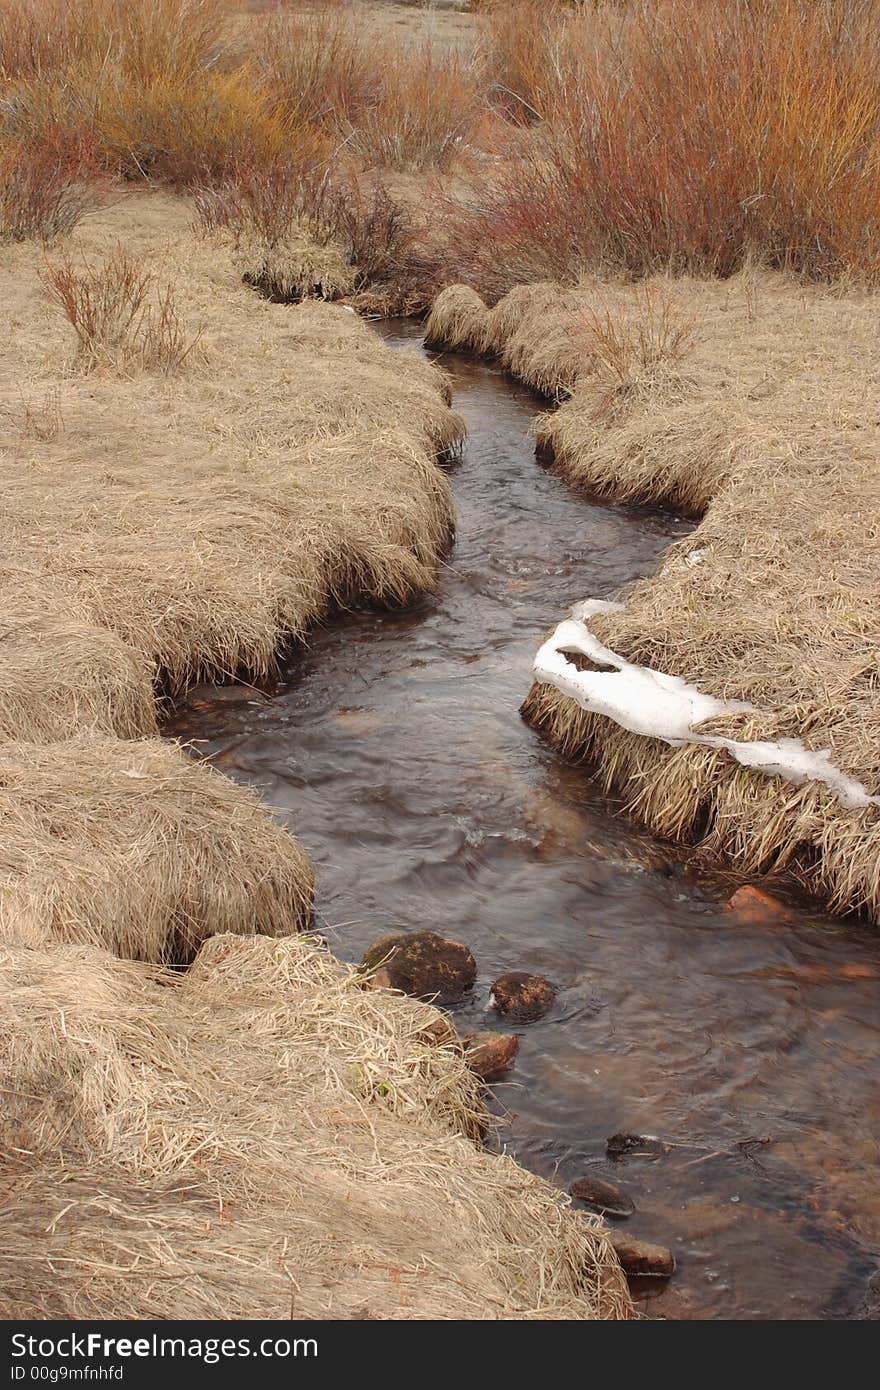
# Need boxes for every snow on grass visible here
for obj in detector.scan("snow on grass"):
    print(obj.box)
[533,600,879,810]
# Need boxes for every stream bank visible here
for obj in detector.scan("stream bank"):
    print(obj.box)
[168,320,880,1320]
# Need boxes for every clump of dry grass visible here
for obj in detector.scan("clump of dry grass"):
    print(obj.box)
[44,247,202,373]
[0,933,632,1319]
[576,287,696,391]
[0,736,315,962]
[194,154,358,302]
[196,156,439,310]
[0,595,158,743]
[424,282,489,351]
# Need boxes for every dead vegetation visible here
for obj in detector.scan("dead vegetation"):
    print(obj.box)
[0,736,316,961]
[3,0,880,305]
[3,195,461,692]
[446,0,880,296]
[44,246,203,372]
[0,932,632,1318]
[0,200,460,959]
[429,271,880,922]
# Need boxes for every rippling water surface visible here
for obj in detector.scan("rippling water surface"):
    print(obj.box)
[166,321,880,1320]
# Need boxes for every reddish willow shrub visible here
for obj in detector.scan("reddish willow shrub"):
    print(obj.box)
[454,0,880,295]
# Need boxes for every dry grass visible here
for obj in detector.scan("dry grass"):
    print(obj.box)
[475,0,573,123]
[0,0,226,84]
[91,65,299,187]
[195,156,441,310]
[0,933,631,1318]
[1,195,462,693]
[253,3,482,173]
[44,246,203,373]
[0,195,463,969]
[0,593,158,743]
[252,1,379,130]
[0,737,315,961]
[349,41,481,172]
[5,0,880,292]
[193,155,360,303]
[430,271,880,923]
[576,287,696,393]
[0,0,317,191]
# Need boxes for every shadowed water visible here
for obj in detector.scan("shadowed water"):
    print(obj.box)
[166,321,880,1321]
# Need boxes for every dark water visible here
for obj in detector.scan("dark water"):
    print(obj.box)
[166,321,880,1320]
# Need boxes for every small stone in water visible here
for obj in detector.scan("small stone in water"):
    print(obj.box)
[463,1031,519,1081]
[361,931,477,1004]
[725,884,795,925]
[414,1017,458,1048]
[490,971,556,1021]
[569,1174,635,1218]
[606,1132,669,1161]
[608,1232,675,1279]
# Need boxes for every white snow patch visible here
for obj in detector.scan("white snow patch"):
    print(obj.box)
[533,599,879,810]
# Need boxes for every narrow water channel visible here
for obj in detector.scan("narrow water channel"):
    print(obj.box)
[166,320,880,1320]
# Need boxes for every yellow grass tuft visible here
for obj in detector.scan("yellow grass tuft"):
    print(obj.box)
[0,591,158,742]
[0,736,315,962]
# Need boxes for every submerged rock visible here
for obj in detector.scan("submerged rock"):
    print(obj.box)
[361,930,476,1004]
[725,884,795,925]
[490,971,556,1022]
[608,1232,675,1279]
[463,1031,519,1082]
[569,1174,635,1218]
[606,1132,669,1162]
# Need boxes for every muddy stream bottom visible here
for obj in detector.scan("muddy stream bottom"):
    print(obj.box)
[166,320,880,1320]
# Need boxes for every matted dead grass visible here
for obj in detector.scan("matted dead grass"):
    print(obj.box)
[0,933,632,1319]
[0,581,158,742]
[1,193,461,699]
[430,273,880,921]
[0,736,315,961]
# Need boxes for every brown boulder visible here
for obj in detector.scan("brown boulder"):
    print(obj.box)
[463,1031,519,1082]
[608,1232,675,1279]
[490,971,556,1022]
[569,1174,635,1217]
[361,930,476,1004]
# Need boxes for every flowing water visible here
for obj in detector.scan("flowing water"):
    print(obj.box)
[166,321,880,1320]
